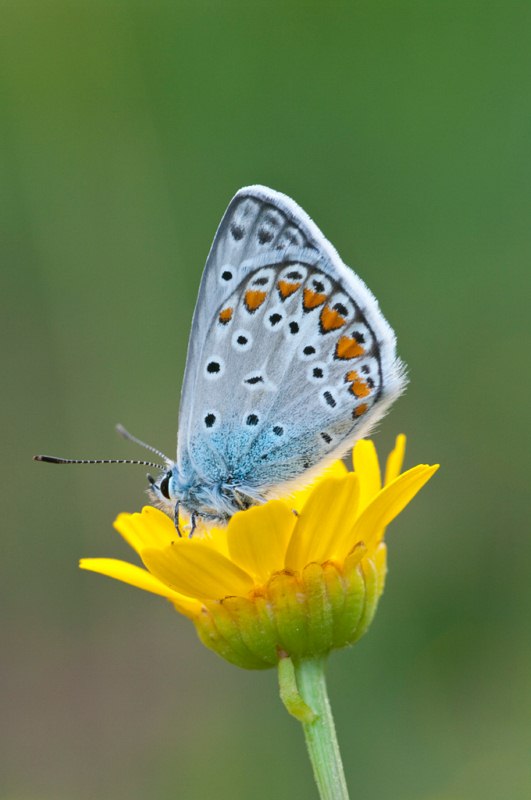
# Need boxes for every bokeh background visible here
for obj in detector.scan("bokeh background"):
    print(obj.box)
[2,2,530,798]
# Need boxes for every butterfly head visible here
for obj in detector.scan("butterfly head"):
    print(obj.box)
[147,467,177,513]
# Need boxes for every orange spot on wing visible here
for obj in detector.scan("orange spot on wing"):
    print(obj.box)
[320,305,346,332]
[218,307,233,324]
[353,403,369,417]
[335,336,365,360]
[349,378,371,398]
[277,280,301,300]
[303,288,327,310]
[244,290,267,311]
[345,369,370,397]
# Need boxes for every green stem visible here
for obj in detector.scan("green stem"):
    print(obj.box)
[279,656,350,800]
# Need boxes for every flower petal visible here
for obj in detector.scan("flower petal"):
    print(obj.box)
[285,473,360,571]
[227,500,296,583]
[288,460,349,512]
[384,434,406,485]
[352,464,439,546]
[114,507,175,555]
[353,439,382,510]
[79,557,201,617]
[196,525,231,557]
[142,541,254,600]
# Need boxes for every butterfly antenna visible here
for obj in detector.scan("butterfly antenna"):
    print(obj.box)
[115,423,172,464]
[33,455,166,469]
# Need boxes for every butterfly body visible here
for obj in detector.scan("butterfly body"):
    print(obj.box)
[149,186,407,527]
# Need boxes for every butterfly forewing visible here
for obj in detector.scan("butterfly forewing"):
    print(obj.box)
[177,186,405,500]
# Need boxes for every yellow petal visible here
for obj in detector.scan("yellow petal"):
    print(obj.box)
[197,524,231,557]
[285,473,360,571]
[353,439,382,510]
[384,434,406,485]
[114,506,175,555]
[227,500,296,583]
[326,460,349,479]
[352,464,439,546]
[288,460,349,513]
[142,541,254,600]
[79,557,201,617]
[371,542,388,598]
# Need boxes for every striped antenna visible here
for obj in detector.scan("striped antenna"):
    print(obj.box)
[33,424,171,471]
[33,455,165,470]
[115,423,171,464]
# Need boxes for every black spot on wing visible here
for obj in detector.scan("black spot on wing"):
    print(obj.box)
[230,223,245,241]
[258,228,274,244]
[334,302,348,316]
[323,391,336,408]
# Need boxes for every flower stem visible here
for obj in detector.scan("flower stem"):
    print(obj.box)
[279,656,350,800]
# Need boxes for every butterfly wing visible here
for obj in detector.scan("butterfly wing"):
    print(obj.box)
[177,186,406,499]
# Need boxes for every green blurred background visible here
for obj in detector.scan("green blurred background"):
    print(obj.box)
[2,1,530,798]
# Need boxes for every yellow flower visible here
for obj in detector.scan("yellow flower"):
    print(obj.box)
[80,435,438,669]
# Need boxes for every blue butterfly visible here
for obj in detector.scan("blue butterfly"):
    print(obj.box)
[36,186,406,534]
[152,185,406,529]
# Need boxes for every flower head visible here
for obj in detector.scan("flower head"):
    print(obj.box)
[81,435,438,669]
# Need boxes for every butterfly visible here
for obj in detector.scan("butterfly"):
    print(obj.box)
[36,186,406,534]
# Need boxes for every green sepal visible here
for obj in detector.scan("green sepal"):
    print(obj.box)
[349,557,379,645]
[333,559,366,649]
[195,603,269,670]
[221,595,278,666]
[302,563,334,656]
[267,571,309,656]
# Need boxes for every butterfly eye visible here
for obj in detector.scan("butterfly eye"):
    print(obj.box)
[160,473,171,500]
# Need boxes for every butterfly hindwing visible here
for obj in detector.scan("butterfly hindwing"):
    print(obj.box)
[177,186,405,499]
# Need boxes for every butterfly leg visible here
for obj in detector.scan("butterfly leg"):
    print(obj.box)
[174,502,182,537]
[189,512,197,538]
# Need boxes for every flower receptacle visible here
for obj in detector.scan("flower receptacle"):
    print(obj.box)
[193,547,386,670]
